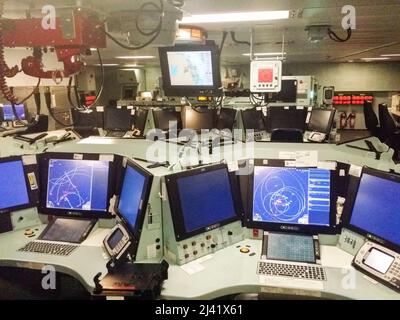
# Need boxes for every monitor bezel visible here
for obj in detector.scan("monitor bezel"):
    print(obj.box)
[152,108,183,132]
[158,43,222,97]
[39,152,117,219]
[245,159,339,235]
[165,163,242,241]
[307,108,336,135]
[103,106,133,131]
[241,108,267,133]
[342,167,400,252]
[114,159,154,241]
[0,156,38,214]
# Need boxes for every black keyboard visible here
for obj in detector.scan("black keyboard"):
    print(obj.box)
[257,261,327,281]
[18,242,78,256]
[106,131,126,138]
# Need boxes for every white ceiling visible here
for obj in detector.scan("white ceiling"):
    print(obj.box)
[5,0,400,67]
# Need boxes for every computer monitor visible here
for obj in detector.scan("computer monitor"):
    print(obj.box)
[265,79,298,103]
[308,108,336,134]
[245,160,338,234]
[104,107,132,131]
[183,106,215,131]
[1,104,27,121]
[217,108,237,131]
[165,164,241,241]
[39,153,118,218]
[115,160,153,239]
[268,106,308,132]
[0,156,36,213]
[241,109,267,132]
[71,108,101,128]
[132,108,149,134]
[158,43,222,97]
[153,108,182,132]
[342,167,400,252]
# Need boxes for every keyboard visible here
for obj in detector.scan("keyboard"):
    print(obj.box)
[257,261,327,281]
[106,131,126,138]
[18,242,78,256]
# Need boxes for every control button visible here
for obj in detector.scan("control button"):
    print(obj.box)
[211,244,216,249]
[184,254,189,259]
[206,235,212,240]
[193,251,198,255]
[240,247,250,254]
[192,241,196,246]
[228,231,233,236]
[183,244,188,250]
[201,243,205,248]
[24,229,34,236]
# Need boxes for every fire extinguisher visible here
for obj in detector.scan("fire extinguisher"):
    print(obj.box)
[340,112,347,129]
[348,112,356,129]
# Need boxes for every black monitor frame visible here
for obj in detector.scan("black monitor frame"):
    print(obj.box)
[341,167,400,252]
[217,108,237,131]
[153,108,183,132]
[182,106,216,131]
[114,159,154,242]
[245,159,339,235]
[39,152,119,219]
[0,155,39,214]
[241,108,267,133]
[265,79,298,103]
[307,108,336,135]
[133,107,149,134]
[165,163,242,241]
[267,106,308,133]
[104,106,133,131]
[158,43,222,97]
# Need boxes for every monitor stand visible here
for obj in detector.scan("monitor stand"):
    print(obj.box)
[38,217,97,244]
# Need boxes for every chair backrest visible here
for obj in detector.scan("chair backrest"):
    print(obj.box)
[363,101,379,131]
[270,128,303,142]
[379,104,397,136]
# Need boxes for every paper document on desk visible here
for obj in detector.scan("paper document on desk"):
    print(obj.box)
[279,151,318,167]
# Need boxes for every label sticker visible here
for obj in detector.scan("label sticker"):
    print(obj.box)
[349,165,362,177]
[73,154,83,160]
[131,109,136,116]
[285,161,296,167]
[339,169,346,177]
[306,112,312,124]
[22,155,37,166]
[296,106,304,110]
[27,172,38,190]
[99,154,114,162]
[284,106,290,110]
[96,106,104,112]
[117,105,122,109]
[227,161,239,172]
[127,105,134,110]
[317,161,337,170]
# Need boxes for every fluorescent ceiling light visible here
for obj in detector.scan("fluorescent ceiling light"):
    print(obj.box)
[124,64,144,68]
[243,52,286,56]
[181,10,289,24]
[90,48,97,51]
[119,68,141,71]
[115,56,155,59]
[380,54,400,57]
[94,63,118,66]
[361,57,390,61]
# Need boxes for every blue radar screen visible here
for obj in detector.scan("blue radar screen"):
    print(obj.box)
[46,159,110,212]
[253,167,331,226]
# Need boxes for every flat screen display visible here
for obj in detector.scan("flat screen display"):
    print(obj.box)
[308,109,334,134]
[2,104,26,121]
[364,248,395,274]
[349,173,400,247]
[167,51,214,86]
[46,159,109,212]
[267,233,316,263]
[252,167,331,226]
[176,168,237,233]
[0,160,29,211]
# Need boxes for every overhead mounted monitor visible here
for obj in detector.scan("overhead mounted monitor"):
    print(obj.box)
[0,156,37,213]
[342,167,400,252]
[40,153,118,219]
[158,43,222,97]
[165,164,241,241]
[245,159,338,234]
[115,160,153,240]
[1,104,27,121]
